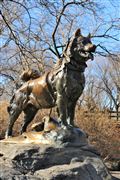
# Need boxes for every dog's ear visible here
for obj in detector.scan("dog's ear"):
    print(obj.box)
[87,33,91,38]
[74,28,81,37]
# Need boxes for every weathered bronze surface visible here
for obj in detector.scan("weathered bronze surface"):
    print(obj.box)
[6,29,96,138]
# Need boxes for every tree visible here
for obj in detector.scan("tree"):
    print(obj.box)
[96,55,120,117]
[0,0,120,100]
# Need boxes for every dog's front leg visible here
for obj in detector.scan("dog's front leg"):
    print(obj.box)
[55,72,68,126]
[67,102,76,127]
[56,93,68,127]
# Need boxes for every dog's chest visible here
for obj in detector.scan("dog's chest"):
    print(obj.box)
[66,71,85,95]
[50,66,85,101]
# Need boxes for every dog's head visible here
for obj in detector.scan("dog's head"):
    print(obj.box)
[66,28,96,61]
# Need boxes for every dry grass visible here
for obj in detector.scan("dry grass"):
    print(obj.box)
[75,107,120,159]
[0,101,120,160]
[0,101,9,139]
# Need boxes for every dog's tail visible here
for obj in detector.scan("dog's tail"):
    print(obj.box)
[20,69,40,82]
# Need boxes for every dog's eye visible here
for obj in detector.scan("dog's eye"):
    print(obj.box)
[81,40,87,45]
[82,39,91,45]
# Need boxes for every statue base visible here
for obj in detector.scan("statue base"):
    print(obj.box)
[0,118,113,180]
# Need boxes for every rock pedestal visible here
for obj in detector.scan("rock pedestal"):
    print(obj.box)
[0,127,115,180]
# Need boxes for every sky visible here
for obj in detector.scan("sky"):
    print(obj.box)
[0,0,120,89]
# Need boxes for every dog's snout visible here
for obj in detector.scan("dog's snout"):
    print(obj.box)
[84,43,96,52]
[92,45,96,52]
[87,44,96,52]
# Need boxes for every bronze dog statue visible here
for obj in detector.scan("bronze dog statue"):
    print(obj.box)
[6,29,96,138]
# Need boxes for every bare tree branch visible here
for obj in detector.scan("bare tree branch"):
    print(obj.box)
[52,0,92,58]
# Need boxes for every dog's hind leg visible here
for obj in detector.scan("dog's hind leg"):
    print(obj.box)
[20,104,38,134]
[5,91,28,138]
[5,104,22,138]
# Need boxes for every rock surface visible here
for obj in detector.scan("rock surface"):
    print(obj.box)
[0,127,116,180]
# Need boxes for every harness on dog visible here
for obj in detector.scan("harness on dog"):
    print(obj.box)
[67,58,87,72]
[62,52,87,73]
